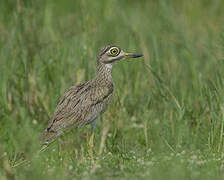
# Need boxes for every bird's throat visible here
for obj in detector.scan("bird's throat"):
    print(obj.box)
[105,64,112,69]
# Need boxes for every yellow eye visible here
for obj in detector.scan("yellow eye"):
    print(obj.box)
[110,48,119,56]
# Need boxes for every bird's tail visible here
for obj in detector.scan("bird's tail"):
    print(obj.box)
[39,129,60,145]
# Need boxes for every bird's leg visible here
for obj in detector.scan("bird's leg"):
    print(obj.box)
[88,130,95,161]
[88,118,99,161]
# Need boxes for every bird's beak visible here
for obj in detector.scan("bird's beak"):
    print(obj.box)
[123,53,143,59]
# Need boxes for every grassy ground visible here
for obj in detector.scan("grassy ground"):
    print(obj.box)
[1,0,224,179]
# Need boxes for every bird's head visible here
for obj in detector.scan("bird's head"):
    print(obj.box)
[98,45,143,65]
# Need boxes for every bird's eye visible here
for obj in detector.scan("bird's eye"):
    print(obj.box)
[110,48,119,56]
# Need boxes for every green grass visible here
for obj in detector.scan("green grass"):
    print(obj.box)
[1,0,224,179]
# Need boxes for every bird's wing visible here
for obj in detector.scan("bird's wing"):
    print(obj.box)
[47,82,89,130]
[40,82,113,144]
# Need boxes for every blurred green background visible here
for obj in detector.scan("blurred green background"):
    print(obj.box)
[1,0,224,179]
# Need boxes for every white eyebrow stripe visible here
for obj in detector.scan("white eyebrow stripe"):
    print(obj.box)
[109,46,119,51]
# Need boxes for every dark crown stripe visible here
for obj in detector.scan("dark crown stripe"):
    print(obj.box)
[98,45,116,57]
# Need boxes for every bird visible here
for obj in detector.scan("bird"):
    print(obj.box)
[40,45,143,158]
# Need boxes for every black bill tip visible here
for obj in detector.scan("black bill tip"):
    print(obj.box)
[132,53,143,58]
[125,53,143,58]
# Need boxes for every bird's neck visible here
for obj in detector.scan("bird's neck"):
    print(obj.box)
[95,62,113,86]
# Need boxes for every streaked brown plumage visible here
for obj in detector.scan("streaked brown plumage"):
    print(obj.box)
[40,45,143,145]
